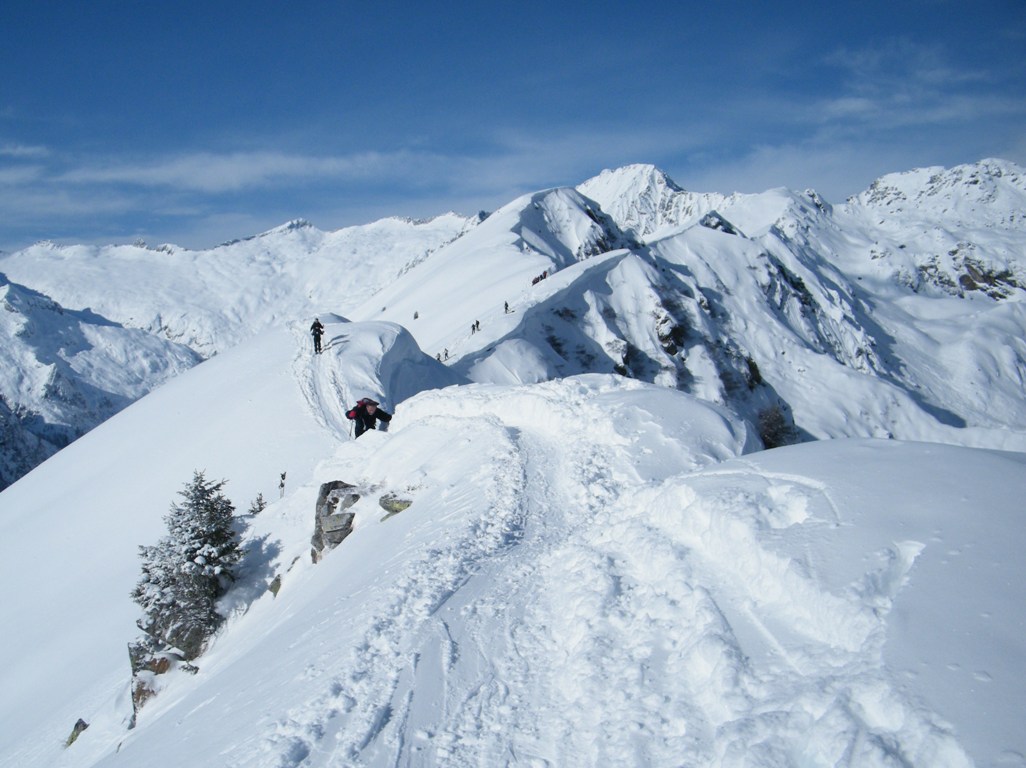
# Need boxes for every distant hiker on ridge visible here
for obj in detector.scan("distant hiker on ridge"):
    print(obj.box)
[310,318,325,354]
[346,398,392,438]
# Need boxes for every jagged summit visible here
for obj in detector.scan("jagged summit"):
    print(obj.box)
[578,164,836,241]
[260,218,315,236]
[847,157,1026,228]
[829,158,1026,300]
[578,164,721,239]
[582,163,686,197]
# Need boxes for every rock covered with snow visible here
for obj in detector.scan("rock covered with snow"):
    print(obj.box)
[840,158,1026,298]
[311,480,359,561]
[847,157,1026,227]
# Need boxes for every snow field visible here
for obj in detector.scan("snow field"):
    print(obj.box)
[3,156,1026,767]
[183,343,1026,764]
[2,315,1024,767]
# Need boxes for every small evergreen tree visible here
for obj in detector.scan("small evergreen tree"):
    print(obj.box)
[132,471,241,659]
[248,492,267,515]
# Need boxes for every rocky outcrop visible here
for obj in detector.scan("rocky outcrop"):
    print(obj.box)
[379,493,412,521]
[64,718,89,748]
[126,637,197,729]
[311,481,360,562]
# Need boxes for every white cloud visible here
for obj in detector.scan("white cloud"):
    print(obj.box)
[48,127,695,206]
[817,37,1021,131]
[0,143,50,159]
[671,140,936,202]
[57,150,420,192]
[0,165,44,184]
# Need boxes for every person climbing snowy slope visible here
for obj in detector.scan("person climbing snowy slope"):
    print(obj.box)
[346,398,392,437]
[310,318,325,354]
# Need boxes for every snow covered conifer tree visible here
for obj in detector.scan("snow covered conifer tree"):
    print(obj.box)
[248,492,267,515]
[131,471,241,659]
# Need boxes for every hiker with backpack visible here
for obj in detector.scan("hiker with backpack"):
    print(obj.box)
[310,318,325,354]
[346,398,392,438]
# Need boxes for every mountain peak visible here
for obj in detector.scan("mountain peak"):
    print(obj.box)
[848,158,1026,228]
[261,218,316,237]
[478,186,634,269]
[579,164,722,239]
[583,163,686,194]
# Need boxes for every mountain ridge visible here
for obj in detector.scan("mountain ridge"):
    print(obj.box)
[0,157,1024,491]
[1,158,1025,767]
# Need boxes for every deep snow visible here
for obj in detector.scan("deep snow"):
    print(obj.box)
[1,318,1024,767]
[1,159,1025,768]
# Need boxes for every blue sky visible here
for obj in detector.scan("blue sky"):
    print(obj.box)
[1,1,1024,251]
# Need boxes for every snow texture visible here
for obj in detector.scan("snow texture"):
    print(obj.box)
[0,159,1025,767]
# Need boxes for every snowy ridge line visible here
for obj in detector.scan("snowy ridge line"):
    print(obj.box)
[399,382,970,764]
[249,417,530,767]
[3,158,1026,768]
[349,379,756,764]
[292,321,354,441]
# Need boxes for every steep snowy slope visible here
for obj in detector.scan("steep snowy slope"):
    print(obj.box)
[575,160,1026,449]
[2,316,1024,767]
[0,316,456,768]
[340,163,1026,452]
[0,274,201,489]
[348,186,634,358]
[840,158,1026,298]
[772,159,1026,444]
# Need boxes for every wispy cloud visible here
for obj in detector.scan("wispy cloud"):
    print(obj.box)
[49,127,698,203]
[830,37,988,88]
[675,139,926,201]
[0,142,50,159]
[57,150,423,193]
[0,165,45,185]
[818,38,1021,129]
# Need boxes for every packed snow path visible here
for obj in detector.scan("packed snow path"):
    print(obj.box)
[74,324,1023,768]
[292,317,360,439]
[291,317,462,442]
[159,366,999,767]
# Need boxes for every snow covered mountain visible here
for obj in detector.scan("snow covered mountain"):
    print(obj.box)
[0,213,478,356]
[0,274,201,489]
[356,158,1026,451]
[0,214,476,489]
[1,158,1025,767]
